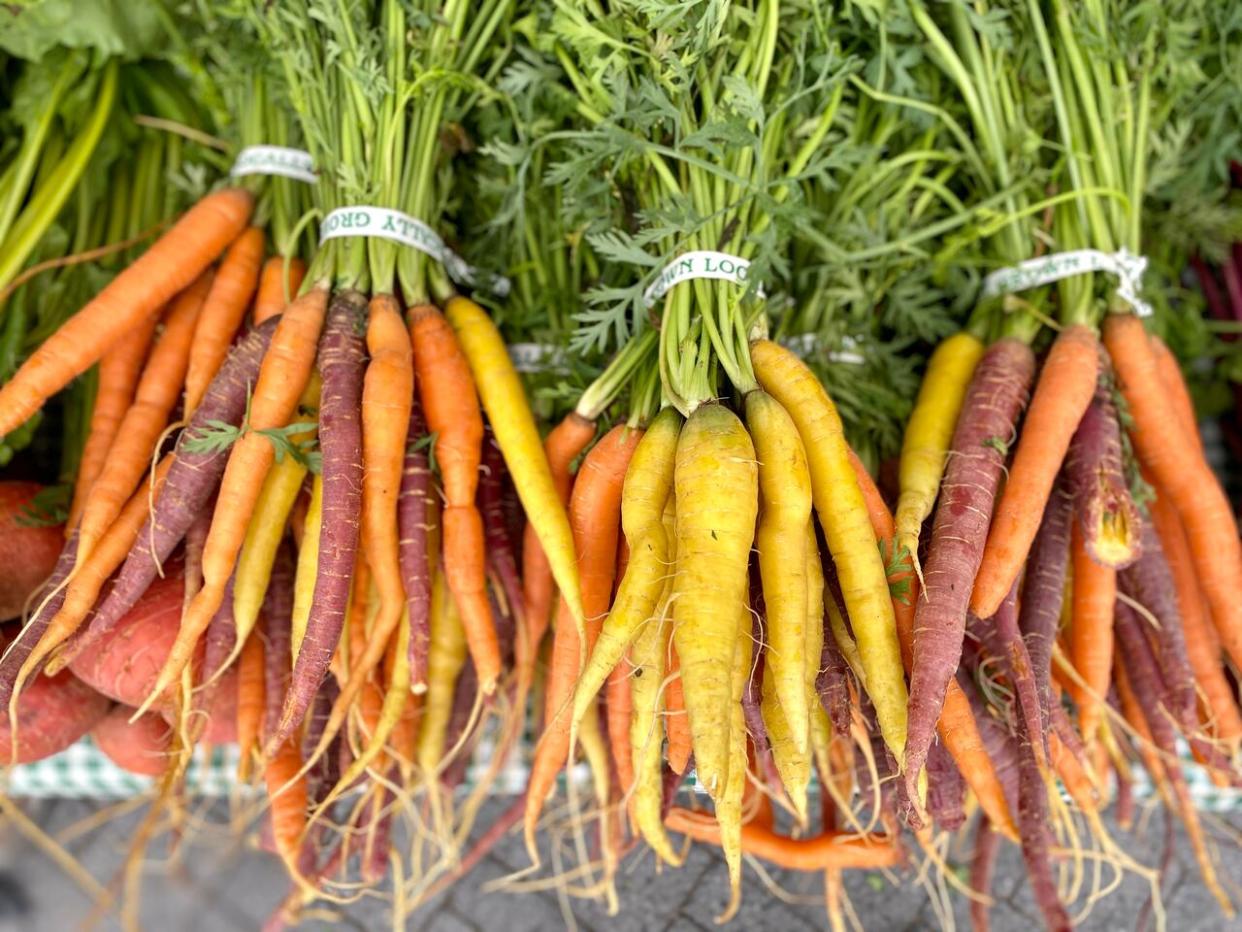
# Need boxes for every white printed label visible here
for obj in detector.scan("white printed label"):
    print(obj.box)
[319,206,510,297]
[981,248,1151,318]
[508,342,564,373]
[643,250,762,307]
[782,332,865,365]
[230,146,316,184]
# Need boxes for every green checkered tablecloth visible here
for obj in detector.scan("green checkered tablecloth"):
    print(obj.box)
[4,736,1240,809]
[3,740,245,798]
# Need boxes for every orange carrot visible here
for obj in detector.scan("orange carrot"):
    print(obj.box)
[265,737,309,869]
[846,450,1018,840]
[236,629,266,781]
[665,808,901,871]
[1148,488,1242,744]
[664,644,692,776]
[408,303,498,693]
[522,412,597,651]
[68,315,158,529]
[76,271,212,560]
[184,227,265,414]
[1149,334,1201,453]
[0,188,254,436]
[523,424,641,855]
[1069,523,1116,748]
[138,285,329,715]
[253,256,307,325]
[606,661,635,798]
[1105,314,1242,672]
[972,325,1100,617]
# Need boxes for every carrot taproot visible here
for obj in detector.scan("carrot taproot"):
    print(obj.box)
[1148,487,1242,744]
[55,320,278,670]
[571,409,678,723]
[523,424,640,855]
[236,629,266,781]
[972,324,1099,617]
[291,476,324,664]
[445,295,583,627]
[894,331,986,567]
[265,735,309,870]
[761,639,811,826]
[1069,523,1116,748]
[253,256,307,325]
[301,295,412,767]
[76,271,211,561]
[68,317,158,528]
[670,403,757,799]
[0,187,254,437]
[522,412,596,656]
[924,739,965,832]
[184,227,265,414]
[902,338,1034,792]
[747,389,812,755]
[137,285,329,720]
[0,531,78,709]
[270,291,366,748]
[398,396,434,693]
[751,339,907,763]
[605,660,634,800]
[1065,356,1140,567]
[480,429,524,660]
[1103,314,1242,671]
[665,808,901,871]
[844,449,1018,840]
[408,302,499,693]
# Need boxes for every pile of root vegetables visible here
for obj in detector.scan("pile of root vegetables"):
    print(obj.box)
[0,1,1241,929]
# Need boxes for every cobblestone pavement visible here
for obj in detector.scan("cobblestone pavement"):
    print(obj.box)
[0,796,1238,930]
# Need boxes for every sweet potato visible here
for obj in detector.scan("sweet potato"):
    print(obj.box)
[68,567,238,742]
[0,481,65,621]
[92,706,171,776]
[0,631,108,763]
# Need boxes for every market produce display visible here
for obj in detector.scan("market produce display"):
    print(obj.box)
[0,1,1240,929]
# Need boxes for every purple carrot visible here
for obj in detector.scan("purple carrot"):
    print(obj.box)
[181,507,212,615]
[957,670,1020,816]
[1065,356,1141,568]
[398,394,433,692]
[925,739,966,832]
[58,319,277,666]
[904,339,1035,801]
[489,582,515,672]
[1017,478,1072,739]
[661,762,685,821]
[201,574,237,686]
[261,543,295,744]
[442,658,479,790]
[1013,690,1071,931]
[1119,521,1197,730]
[972,581,1048,766]
[970,815,999,932]
[0,528,78,706]
[743,612,781,792]
[303,677,340,805]
[816,615,854,742]
[481,425,525,653]
[271,291,366,750]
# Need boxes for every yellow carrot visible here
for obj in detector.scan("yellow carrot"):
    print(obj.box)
[417,567,468,779]
[894,332,985,566]
[751,339,907,762]
[746,389,812,755]
[717,599,753,923]
[444,296,582,625]
[628,579,680,866]
[290,476,323,662]
[672,403,757,798]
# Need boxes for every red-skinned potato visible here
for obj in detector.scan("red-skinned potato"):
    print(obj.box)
[92,706,171,776]
[0,629,109,763]
[0,481,65,621]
